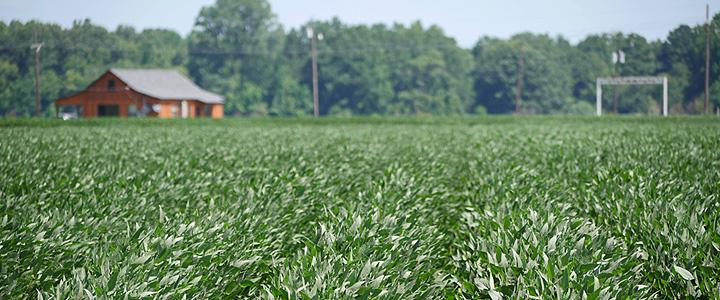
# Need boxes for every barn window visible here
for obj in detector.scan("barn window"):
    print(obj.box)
[98,105,119,117]
[108,80,116,91]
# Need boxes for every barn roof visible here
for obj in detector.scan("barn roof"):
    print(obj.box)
[109,68,224,104]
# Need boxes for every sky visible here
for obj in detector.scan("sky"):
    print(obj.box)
[0,0,715,48]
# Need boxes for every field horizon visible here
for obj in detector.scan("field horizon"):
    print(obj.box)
[1,115,719,126]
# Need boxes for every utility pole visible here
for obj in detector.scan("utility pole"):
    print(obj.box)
[307,28,323,117]
[515,49,524,114]
[31,40,43,117]
[705,3,711,114]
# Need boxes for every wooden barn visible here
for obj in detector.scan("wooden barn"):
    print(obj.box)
[55,69,224,119]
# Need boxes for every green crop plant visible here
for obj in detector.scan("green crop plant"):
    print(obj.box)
[1,117,718,299]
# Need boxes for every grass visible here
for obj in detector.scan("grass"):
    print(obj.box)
[1,117,719,299]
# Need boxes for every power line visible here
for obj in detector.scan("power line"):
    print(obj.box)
[0,40,466,55]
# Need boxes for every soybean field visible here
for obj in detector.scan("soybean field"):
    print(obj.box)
[1,117,719,299]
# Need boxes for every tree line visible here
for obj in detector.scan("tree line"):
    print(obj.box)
[1,0,718,116]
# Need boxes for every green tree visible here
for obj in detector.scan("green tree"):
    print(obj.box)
[270,74,311,116]
[473,33,580,114]
[187,0,284,115]
[389,23,473,115]
[659,13,720,112]
[284,20,473,115]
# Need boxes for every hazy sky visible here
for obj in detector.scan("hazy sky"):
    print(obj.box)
[0,0,715,47]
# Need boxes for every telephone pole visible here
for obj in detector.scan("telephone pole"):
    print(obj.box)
[307,27,323,117]
[705,3,711,114]
[515,49,524,114]
[31,41,43,117]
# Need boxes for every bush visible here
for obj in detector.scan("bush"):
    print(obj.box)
[473,105,488,115]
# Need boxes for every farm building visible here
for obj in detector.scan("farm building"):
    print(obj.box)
[55,69,224,119]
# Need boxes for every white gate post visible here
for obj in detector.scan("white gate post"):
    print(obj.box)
[596,79,602,116]
[662,77,668,117]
